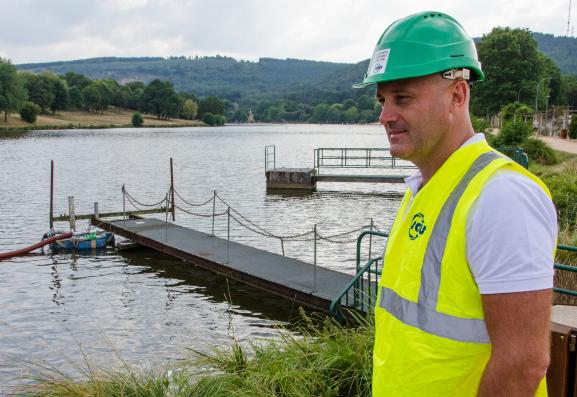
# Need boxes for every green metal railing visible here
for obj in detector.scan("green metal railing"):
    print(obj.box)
[554,244,577,297]
[330,230,388,320]
[497,146,529,169]
[330,235,577,320]
[314,148,415,174]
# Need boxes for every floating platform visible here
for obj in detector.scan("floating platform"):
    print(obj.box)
[93,217,371,313]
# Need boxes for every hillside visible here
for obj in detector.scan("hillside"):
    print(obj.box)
[17,56,356,101]
[15,32,577,103]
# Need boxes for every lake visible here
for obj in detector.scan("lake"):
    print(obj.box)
[0,124,407,388]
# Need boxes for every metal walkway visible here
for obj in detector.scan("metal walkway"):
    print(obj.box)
[93,216,371,313]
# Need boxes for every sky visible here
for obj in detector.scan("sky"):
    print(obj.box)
[1,0,575,65]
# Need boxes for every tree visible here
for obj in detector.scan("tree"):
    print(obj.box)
[64,72,91,91]
[131,111,143,127]
[181,98,198,120]
[50,77,69,114]
[472,28,543,115]
[0,58,25,122]
[198,96,225,116]
[22,72,55,113]
[68,86,84,109]
[82,84,102,112]
[141,79,180,119]
[343,106,359,123]
[19,101,41,123]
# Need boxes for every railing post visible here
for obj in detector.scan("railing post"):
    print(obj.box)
[313,223,317,291]
[227,206,231,263]
[164,193,169,242]
[280,238,285,256]
[68,196,76,232]
[211,190,216,236]
[49,160,54,229]
[170,157,175,221]
[122,185,126,227]
[369,218,374,260]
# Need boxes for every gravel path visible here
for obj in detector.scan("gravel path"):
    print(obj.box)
[539,136,577,155]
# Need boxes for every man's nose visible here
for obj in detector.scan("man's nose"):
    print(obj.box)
[379,104,398,126]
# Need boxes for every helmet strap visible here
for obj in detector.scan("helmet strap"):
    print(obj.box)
[441,68,470,80]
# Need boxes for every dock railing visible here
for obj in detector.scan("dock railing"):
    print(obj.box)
[313,148,415,175]
[330,235,577,321]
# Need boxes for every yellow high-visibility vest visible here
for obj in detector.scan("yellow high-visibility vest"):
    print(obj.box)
[373,140,551,396]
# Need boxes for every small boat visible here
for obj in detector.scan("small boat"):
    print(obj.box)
[0,232,74,260]
[49,231,115,251]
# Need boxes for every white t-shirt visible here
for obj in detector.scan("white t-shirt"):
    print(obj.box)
[404,134,557,294]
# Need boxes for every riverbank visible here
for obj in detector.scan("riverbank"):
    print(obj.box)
[0,109,204,131]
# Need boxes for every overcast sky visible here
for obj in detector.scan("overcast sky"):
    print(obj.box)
[1,0,575,65]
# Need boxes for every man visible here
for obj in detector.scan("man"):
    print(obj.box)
[354,11,557,396]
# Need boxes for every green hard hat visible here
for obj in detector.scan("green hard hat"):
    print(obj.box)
[354,11,484,88]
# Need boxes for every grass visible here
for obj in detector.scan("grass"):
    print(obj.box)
[0,109,204,131]
[17,311,373,397]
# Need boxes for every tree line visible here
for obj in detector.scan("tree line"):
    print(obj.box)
[0,62,227,125]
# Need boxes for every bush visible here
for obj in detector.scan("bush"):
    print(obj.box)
[471,115,491,134]
[495,120,533,147]
[570,116,577,139]
[19,101,41,123]
[202,112,215,126]
[522,138,559,165]
[500,102,533,122]
[131,112,143,127]
[541,162,577,227]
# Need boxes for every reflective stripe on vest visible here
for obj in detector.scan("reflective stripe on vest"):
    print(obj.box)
[380,151,500,344]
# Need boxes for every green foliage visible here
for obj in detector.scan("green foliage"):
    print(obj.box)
[19,101,41,123]
[472,28,554,115]
[471,115,491,133]
[23,312,374,397]
[0,58,26,121]
[181,98,198,120]
[50,77,69,114]
[538,160,577,227]
[202,112,225,126]
[500,102,533,122]
[68,86,83,109]
[570,116,577,139]
[199,96,225,116]
[533,32,577,76]
[493,120,533,147]
[142,79,180,119]
[131,111,143,127]
[21,72,56,113]
[522,138,559,165]
[81,83,102,112]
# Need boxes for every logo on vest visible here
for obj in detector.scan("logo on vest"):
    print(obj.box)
[409,213,427,240]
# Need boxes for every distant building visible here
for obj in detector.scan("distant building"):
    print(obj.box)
[248,109,255,123]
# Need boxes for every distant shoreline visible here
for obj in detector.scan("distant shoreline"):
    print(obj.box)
[0,109,205,132]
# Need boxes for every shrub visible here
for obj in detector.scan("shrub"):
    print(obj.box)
[471,115,491,134]
[202,112,215,126]
[522,138,559,165]
[19,101,41,123]
[496,120,533,147]
[570,116,577,139]
[541,161,577,227]
[131,112,143,127]
[500,102,533,122]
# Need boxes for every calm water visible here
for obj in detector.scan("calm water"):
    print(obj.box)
[0,124,407,389]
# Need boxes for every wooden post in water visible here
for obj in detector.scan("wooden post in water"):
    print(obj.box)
[170,157,176,221]
[313,224,317,291]
[49,160,54,229]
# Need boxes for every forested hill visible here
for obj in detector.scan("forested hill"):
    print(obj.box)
[15,32,576,101]
[16,56,360,101]
[532,32,577,75]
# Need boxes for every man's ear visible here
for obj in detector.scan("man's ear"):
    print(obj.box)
[450,80,469,109]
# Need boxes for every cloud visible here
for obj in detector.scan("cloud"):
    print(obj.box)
[1,0,574,64]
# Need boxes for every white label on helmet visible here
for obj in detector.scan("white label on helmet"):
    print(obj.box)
[369,48,390,76]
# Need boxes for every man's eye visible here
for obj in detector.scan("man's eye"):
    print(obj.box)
[395,95,409,103]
